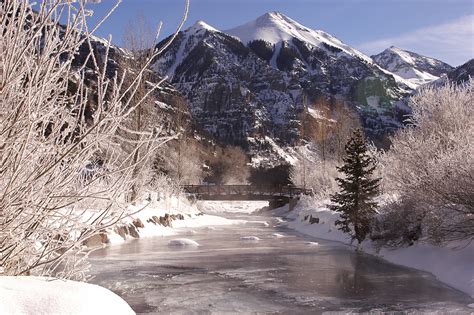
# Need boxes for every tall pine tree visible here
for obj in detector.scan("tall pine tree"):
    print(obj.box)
[330,129,380,244]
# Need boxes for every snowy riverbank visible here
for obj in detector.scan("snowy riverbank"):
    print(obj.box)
[0,277,134,315]
[0,199,256,315]
[279,197,474,299]
[102,195,246,245]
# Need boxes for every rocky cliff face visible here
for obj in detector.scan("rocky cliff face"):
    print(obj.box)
[72,34,198,138]
[153,20,301,149]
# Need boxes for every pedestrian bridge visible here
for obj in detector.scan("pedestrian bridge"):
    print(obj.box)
[181,184,313,201]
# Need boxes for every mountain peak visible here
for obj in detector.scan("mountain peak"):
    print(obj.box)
[226,12,372,63]
[187,20,218,34]
[225,11,308,46]
[256,11,289,23]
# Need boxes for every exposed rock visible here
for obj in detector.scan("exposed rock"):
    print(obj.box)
[115,226,127,239]
[309,216,319,224]
[127,224,140,238]
[84,232,110,246]
[133,218,144,228]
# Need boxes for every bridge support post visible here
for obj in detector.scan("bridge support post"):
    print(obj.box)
[288,197,299,211]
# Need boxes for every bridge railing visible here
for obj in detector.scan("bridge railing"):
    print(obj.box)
[181,184,313,198]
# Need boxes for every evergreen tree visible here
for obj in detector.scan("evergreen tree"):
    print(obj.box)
[330,129,380,244]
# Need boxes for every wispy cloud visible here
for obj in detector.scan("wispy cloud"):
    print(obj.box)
[358,15,474,66]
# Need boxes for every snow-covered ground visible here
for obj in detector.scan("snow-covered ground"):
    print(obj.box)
[280,197,474,298]
[0,277,134,315]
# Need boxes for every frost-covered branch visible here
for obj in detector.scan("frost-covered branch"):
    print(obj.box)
[0,0,188,279]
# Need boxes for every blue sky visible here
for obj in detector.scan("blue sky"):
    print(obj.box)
[87,0,474,66]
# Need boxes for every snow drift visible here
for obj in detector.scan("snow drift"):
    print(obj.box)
[0,277,134,315]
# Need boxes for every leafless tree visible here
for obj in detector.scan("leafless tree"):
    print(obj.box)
[120,13,163,203]
[292,97,360,197]
[0,0,189,279]
[159,138,204,185]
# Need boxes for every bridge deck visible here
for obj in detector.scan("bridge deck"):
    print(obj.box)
[181,184,313,200]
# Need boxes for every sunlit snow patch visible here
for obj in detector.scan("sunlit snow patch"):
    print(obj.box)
[247,221,269,227]
[240,236,261,241]
[271,233,285,238]
[168,239,200,247]
[305,241,319,246]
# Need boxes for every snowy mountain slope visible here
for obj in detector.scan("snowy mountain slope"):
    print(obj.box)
[151,13,435,164]
[226,11,415,93]
[153,20,219,80]
[372,46,453,87]
[71,32,221,164]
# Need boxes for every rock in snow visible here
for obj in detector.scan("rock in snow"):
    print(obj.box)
[168,238,200,247]
[0,277,134,315]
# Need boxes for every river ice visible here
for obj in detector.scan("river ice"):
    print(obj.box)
[89,201,473,314]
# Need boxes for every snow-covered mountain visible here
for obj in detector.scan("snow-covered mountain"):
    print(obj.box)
[153,19,303,155]
[152,13,415,162]
[446,59,473,84]
[372,46,453,87]
[151,12,470,165]
[73,34,210,147]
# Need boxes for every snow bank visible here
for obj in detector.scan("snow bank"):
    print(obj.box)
[105,196,245,244]
[285,199,352,245]
[284,197,474,298]
[376,242,474,298]
[197,200,268,215]
[0,277,134,315]
[168,238,200,247]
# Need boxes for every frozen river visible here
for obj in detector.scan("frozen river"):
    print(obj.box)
[90,201,473,314]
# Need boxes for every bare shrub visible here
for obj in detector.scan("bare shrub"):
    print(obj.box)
[207,146,250,185]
